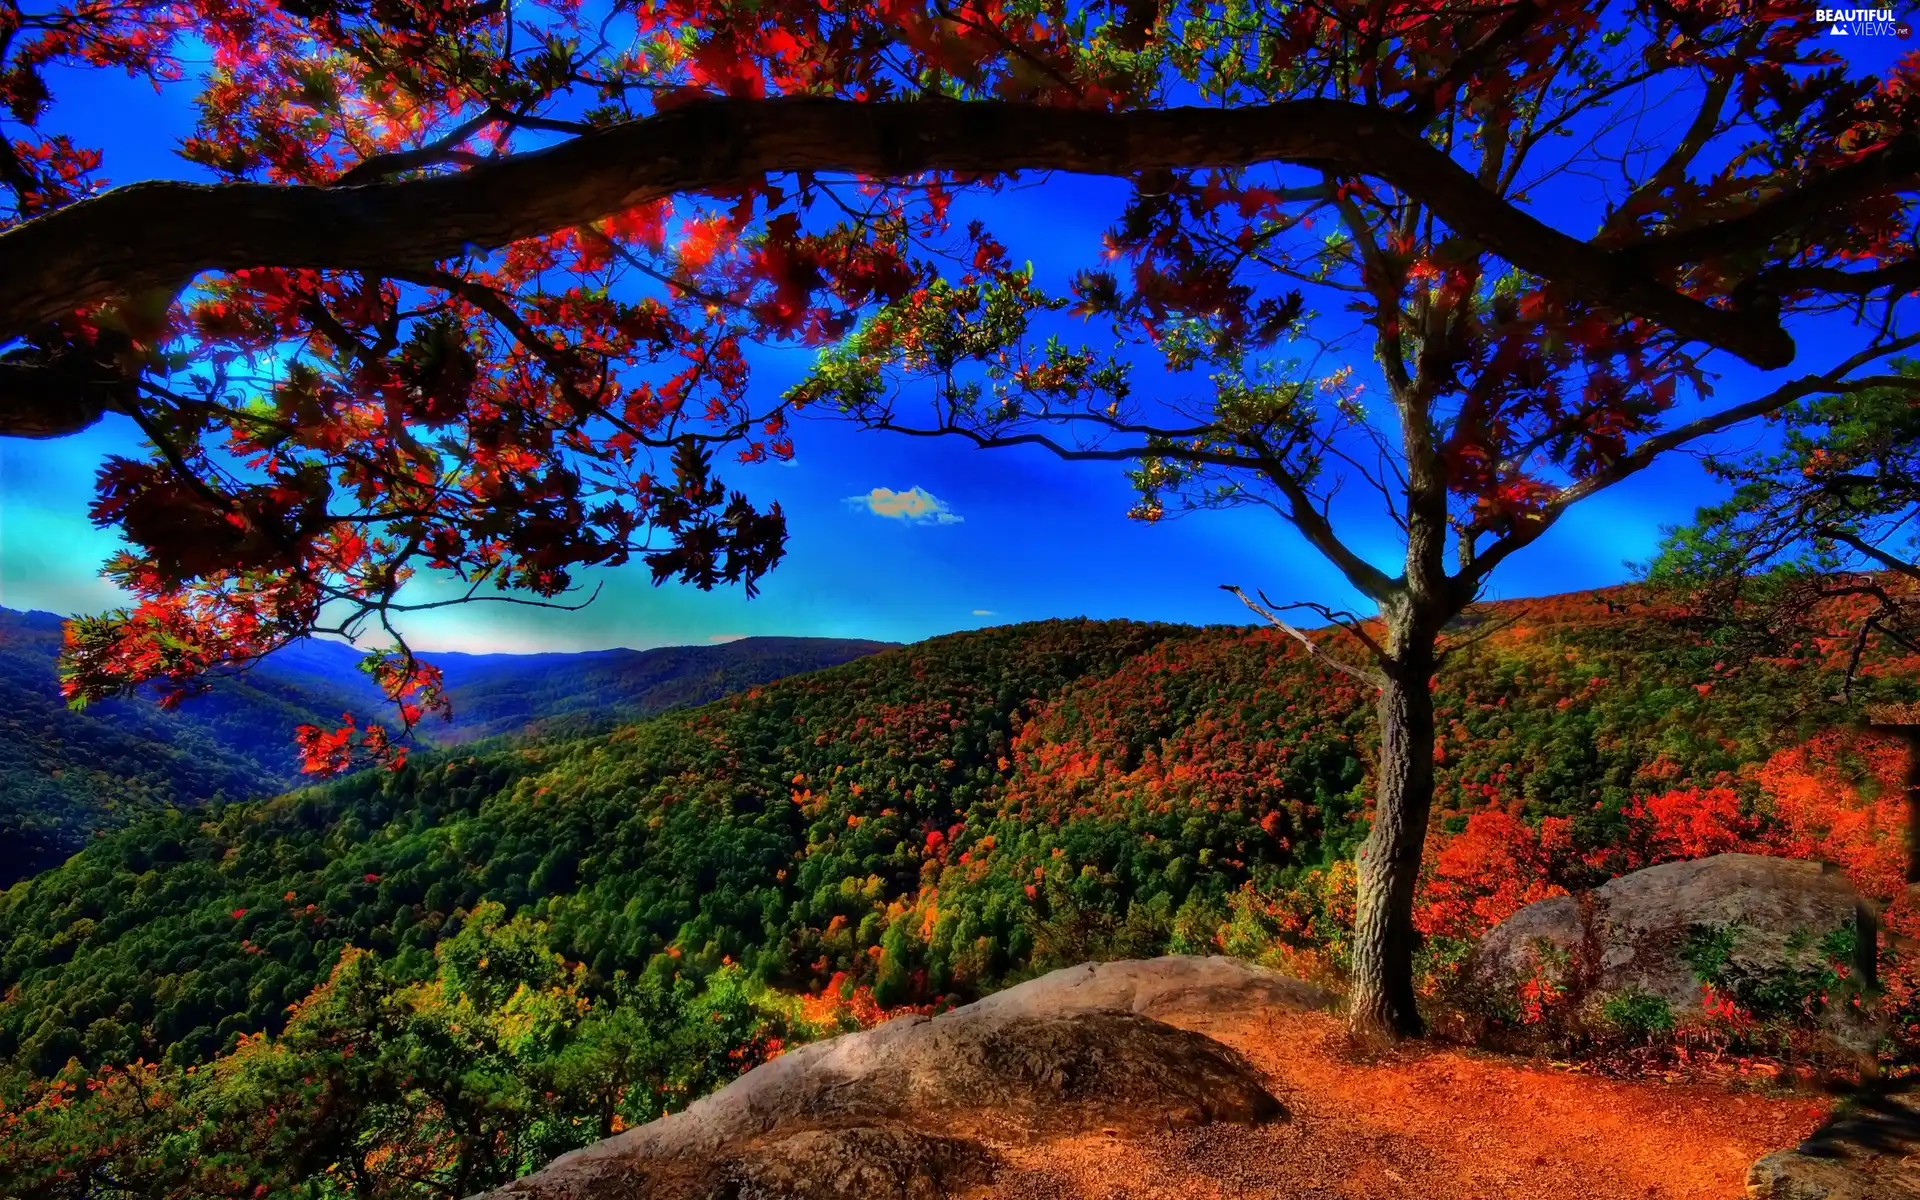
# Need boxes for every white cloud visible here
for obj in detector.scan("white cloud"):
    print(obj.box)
[846,486,963,525]
[708,633,749,644]
[972,609,995,616]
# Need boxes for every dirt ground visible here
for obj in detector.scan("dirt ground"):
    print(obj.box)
[978,1008,1830,1200]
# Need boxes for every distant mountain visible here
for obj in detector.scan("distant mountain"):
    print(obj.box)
[424,637,899,745]
[0,609,390,885]
[0,607,893,885]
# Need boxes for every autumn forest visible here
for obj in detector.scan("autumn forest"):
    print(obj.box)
[2,591,1918,1195]
[3,0,1920,1194]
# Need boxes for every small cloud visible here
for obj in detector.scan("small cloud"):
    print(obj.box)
[972,609,995,617]
[708,633,748,644]
[847,486,963,525]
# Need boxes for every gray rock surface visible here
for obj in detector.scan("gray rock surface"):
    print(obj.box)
[966,954,1338,1024]
[1472,854,1871,1026]
[1746,1083,1920,1198]
[723,1127,1000,1200]
[476,955,1325,1200]
[1747,1148,1885,1199]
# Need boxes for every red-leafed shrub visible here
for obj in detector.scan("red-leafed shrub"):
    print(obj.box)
[1416,811,1572,942]
[1756,731,1908,903]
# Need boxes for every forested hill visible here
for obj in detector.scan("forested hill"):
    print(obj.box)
[3,597,1910,1080]
[0,609,389,887]
[0,607,893,885]
[421,636,899,745]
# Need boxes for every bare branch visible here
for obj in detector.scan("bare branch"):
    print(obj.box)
[1254,586,1393,662]
[1434,608,1526,664]
[1220,583,1387,687]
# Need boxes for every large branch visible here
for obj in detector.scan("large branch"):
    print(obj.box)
[1620,136,1920,275]
[1820,526,1920,585]
[0,340,139,437]
[1748,258,1920,304]
[1250,449,1400,603]
[0,96,1792,364]
[1465,345,1920,583]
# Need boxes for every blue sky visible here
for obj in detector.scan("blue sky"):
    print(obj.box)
[0,24,1910,653]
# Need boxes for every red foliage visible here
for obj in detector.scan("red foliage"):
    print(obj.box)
[1416,811,1570,942]
[1639,787,1752,860]
[1754,730,1908,903]
[1581,786,1759,877]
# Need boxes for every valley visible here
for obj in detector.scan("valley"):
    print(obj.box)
[2,591,1915,1197]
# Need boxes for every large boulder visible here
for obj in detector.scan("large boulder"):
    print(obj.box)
[1747,1148,1917,1200]
[1471,854,1876,1042]
[475,956,1318,1200]
[965,954,1338,1025]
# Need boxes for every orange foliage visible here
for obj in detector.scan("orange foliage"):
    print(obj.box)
[1636,787,1752,860]
[1581,786,1759,877]
[1407,723,1918,1061]
[1754,730,1908,904]
[1416,811,1570,941]
[794,972,927,1033]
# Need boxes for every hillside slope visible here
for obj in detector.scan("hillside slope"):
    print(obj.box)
[4,595,1909,1076]
[0,594,1914,1197]
[0,618,1189,1069]
[0,607,892,885]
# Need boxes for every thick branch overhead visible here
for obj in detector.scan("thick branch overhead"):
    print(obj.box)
[0,96,1801,365]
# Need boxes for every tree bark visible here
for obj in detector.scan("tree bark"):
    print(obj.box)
[0,351,131,438]
[1348,627,1438,1040]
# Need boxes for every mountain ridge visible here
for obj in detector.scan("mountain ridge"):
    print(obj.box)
[0,605,895,884]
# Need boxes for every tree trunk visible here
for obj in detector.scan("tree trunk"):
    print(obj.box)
[1348,637,1437,1040]
[1903,728,1920,886]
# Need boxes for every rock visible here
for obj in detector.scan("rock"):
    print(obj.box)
[966,954,1338,1026]
[725,1127,1000,1200]
[491,1128,996,1200]
[1746,1083,1920,1199]
[1473,892,1583,987]
[1747,1149,1875,1199]
[1471,854,1875,1042]
[476,957,1307,1200]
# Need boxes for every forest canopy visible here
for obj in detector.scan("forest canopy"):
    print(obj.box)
[3,0,1916,1037]
[3,603,1917,1195]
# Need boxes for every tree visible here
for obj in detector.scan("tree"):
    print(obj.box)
[2,0,1917,1037]
[1646,361,1920,684]
[784,10,1920,1034]
[1646,361,1920,887]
